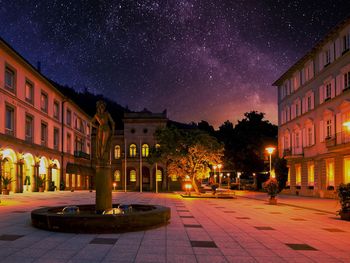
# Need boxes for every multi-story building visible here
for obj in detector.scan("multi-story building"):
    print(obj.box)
[0,37,92,193]
[274,18,350,198]
[91,110,180,192]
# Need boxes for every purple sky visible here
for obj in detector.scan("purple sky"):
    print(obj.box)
[1,0,349,127]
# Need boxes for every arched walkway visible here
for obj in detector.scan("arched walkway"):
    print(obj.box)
[1,148,17,192]
[23,153,35,192]
[51,159,60,190]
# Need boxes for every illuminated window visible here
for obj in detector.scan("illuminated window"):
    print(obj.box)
[114,170,121,182]
[171,174,177,181]
[307,162,314,186]
[130,170,136,182]
[40,91,48,113]
[295,164,301,186]
[142,144,149,157]
[286,166,290,186]
[77,174,81,187]
[114,145,121,159]
[129,144,137,157]
[25,80,34,104]
[156,170,162,182]
[326,159,335,187]
[65,174,70,187]
[71,174,76,187]
[344,157,350,184]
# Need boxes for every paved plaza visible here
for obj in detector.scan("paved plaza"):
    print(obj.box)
[0,191,350,263]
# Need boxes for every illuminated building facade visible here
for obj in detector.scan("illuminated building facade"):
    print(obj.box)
[274,18,350,198]
[0,38,92,193]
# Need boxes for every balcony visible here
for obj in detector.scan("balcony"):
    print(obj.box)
[74,151,90,160]
[325,136,336,147]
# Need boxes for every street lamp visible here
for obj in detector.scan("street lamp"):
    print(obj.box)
[185,183,192,196]
[237,172,241,190]
[217,164,222,188]
[343,122,350,131]
[113,182,117,191]
[227,173,230,189]
[265,146,276,176]
[213,165,217,183]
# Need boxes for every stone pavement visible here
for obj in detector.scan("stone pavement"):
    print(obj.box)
[0,190,350,263]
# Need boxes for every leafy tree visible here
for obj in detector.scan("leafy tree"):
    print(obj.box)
[274,157,288,192]
[155,127,223,194]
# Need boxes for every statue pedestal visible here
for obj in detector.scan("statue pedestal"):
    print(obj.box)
[95,162,112,214]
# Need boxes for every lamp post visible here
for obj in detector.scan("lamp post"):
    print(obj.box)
[213,165,217,183]
[227,173,230,189]
[237,172,241,190]
[265,146,276,177]
[185,183,192,196]
[113,182,117,191]
[218,164,222,188]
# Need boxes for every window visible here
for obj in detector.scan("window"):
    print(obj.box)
[86,143,90,154]
[75,136,85,152]
[53,101,60,120]
[307,127,313,146]
[326,119,332,138]
[67,133,72,154]
[77,174,81,187]
[130,170,136,182]
[325,49,331,65]
[5,105,15,136]
[25,80,34,104]
[114,170,121,182]
[5,66,15,92]
[41,122,48,146]
[295,132,300,148]
[25,114,33,143]
[295,164,301,186]
[66,109,72,126]
[286,166,290,186]
[114,145,121,159]
[295,103,299,117]
[72,174,76,187]
[326,159,335,187]
[156,169,162,182]
[344,157,350,184]
[54,128,59,150]
[325,83,331,100]
[344,71,350,89]
[129,144,137,157]
[142,144,149,157]
[308,162,314,186]
[307,96,312,111]
[40,91,48,113]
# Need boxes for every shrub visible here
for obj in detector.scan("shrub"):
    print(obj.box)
[263,178,279,197]
[337,183,350,213]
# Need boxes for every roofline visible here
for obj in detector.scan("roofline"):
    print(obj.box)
[273,15,350,87]
[0,37,91,119]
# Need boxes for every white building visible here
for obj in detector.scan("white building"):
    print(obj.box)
[274,18,350,198]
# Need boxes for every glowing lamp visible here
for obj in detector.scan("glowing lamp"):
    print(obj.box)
[265,147,276,154]
[343,122,350,130]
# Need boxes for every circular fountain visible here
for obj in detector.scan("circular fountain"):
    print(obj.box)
[31,101,171,233]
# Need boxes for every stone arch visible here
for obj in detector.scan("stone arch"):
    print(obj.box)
[50,159,60,190]
[23,153,35,192]
[1,148,18,192]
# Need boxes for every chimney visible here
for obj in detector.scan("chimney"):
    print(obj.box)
[37,61,41,72]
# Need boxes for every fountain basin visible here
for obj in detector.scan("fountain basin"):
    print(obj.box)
[31,204,171,233]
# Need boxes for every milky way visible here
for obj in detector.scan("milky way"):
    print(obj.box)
[1,0,349,127]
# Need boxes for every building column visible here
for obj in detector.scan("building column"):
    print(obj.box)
[16,159,24,193]
[0,154,3,191]
[33,163,39,192]
[47,166,53,191]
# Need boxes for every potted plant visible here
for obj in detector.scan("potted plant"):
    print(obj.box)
[1,175,15,195]
[263,178,279,205]
[337,183,350,220]
[37,175,47,192]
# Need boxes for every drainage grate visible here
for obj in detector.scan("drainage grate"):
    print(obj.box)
[323,228,345,232]
[191,241,217,248]
[184,224,202,228]
[89,238,118,245]
[0,235,24,241]
[286,243,317,251]
[255,226,275,230]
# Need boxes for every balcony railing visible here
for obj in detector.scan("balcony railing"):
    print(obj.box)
[282,147,303,157]
[74,151,90,159]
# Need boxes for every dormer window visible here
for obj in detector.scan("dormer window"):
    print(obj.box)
[325,49,331,66]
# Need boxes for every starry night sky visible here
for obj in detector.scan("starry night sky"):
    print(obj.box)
[1,1,350,127]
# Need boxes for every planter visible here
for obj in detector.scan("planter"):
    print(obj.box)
[268,196,277,205]
[339,211,350,221]
[38,187,45,192]
[2,189,10,195]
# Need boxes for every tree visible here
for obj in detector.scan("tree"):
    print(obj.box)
[274,157,289,192]
[155,127,223,194]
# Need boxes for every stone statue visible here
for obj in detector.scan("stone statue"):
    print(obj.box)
[91,100,115,161]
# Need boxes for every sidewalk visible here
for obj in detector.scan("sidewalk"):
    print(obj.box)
[235,190,340,214]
